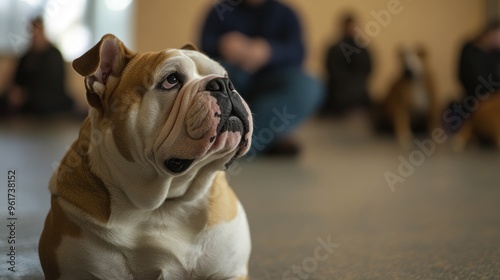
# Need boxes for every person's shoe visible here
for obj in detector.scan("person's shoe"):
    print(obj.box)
[264,138,301,157]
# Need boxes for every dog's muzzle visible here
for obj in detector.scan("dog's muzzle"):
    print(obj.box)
[164,77,250,174]
[206,77,250,138]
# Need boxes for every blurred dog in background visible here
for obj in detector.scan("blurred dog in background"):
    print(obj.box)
[374,45,439,148]
[452,93,500,150]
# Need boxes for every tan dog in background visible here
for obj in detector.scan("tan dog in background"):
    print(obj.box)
[453,93,500,150]
[376,46,439,148]
[38,34,253,279]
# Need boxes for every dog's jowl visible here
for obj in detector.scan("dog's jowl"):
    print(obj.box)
[38,34,253,280]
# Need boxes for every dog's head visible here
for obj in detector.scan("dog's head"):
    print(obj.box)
[73,34,252,180]
[398,45,428,79]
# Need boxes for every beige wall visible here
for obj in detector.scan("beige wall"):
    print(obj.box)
[135,0,485,105]
[0,1,486,109]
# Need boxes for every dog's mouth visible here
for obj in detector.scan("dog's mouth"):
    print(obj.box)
[217,114,249,167]
[218,116,244,135]
[209,77,250,156]
[164,158,194,174]
[164,119,248,174]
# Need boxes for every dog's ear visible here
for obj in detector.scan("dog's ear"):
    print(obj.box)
[73,34,135,110]
[180,43,199,51]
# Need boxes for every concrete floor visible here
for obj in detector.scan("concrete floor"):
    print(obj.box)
[0,115,499,279]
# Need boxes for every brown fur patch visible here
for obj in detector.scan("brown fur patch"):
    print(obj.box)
[462,94,500,145]
[207,172,238,227]
[55,118,111,223]
[39,197,82,280]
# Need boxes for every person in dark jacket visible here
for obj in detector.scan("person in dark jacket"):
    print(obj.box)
[1,16,73,117]
[458,21,500,98]
[200,0,323,156]
[322,14,372,117]
[443,21,500,133]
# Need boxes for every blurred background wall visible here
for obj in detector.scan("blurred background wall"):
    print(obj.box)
[136,0,486,106]
[0,0,494,110]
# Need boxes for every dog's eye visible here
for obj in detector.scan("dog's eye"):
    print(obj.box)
[160,73,180,90]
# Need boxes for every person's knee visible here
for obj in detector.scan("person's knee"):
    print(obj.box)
[286,71,325,109]
[306,75,325,102]
[286,69,322,92]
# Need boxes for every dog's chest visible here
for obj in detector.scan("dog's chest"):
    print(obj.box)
[411,78,429,114]
[104,204,246,279]
[111,211,211,277]
[55,194,249,279]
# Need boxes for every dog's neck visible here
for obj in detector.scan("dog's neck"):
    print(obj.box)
[84,114,217,212]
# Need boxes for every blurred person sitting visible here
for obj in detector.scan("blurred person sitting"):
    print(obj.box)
[321,13,373,117]
[443,21,500,134]
[458,21,500,99]
[1,16,73,117]
[200,0,323,156]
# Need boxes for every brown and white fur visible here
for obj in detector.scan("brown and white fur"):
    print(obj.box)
[377,46,439,148]
[38,34,253,280]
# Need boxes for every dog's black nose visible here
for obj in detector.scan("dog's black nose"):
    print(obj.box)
[205,77,234,94]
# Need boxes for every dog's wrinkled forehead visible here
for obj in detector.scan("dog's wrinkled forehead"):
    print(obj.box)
[158,49,227,79]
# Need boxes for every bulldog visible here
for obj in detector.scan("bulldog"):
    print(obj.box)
[38,34,253,280]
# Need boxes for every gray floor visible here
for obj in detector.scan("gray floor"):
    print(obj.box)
[1,115,499,279]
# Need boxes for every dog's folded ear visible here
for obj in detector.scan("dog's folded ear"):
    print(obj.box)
[180,43,199,51]
[73,34,135,110]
